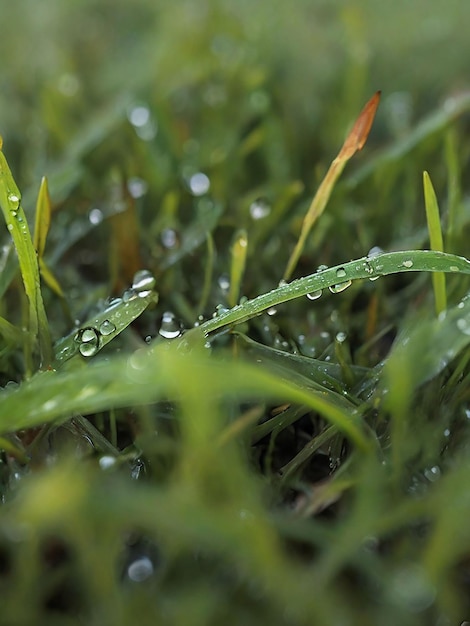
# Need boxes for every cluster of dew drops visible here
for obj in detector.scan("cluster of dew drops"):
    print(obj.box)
[73,270,157,357]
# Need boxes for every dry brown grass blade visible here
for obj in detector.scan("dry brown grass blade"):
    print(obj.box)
[283,91,381,281]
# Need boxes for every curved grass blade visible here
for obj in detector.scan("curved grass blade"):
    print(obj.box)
[0,142,52,368]
[53,275,158,367]
[0,344,374,452]
[200,250,470,337]
[283,91,380,281]
[423,171,446,315]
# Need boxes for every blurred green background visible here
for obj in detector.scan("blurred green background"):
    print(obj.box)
[1,0,469,184]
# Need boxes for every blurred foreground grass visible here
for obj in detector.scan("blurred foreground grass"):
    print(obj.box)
[1,1,470,625]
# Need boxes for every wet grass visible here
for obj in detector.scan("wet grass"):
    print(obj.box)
[2,2,470,625]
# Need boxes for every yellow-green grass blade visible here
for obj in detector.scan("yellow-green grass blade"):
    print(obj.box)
[229,229,248,307]
[33,176,51,259]
[423,171,446,315]
[0,142,52,368]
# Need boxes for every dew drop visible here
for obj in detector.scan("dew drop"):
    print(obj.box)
[449,265,460,272]
[188,172,210,196]
[158,311,183,339]
[367,246,384,258]
[128,105,150,127]
[457,318,470,335]
[89,207,103,225]
[7,193,20,210]
[335,331,347,343]
[212,304,229,318]
[7,223,14,232]
[127,556,154,582]
[74,327,100,357]
[335,267,347,279]
[161,228,178,249]
[316,264,328,272]
[307,290,322,301]
[132,270,156,295]
[424,465,441,482]
[218,274,230,291]
[127,177,148,199]
[123,289,138,302]
[249,198,271,220]
[99,320,116,336]
[105,297,123,310]
[99,455,117,470]
[329,280,352,294]
[267,307,277,316]
[402,259,414,268]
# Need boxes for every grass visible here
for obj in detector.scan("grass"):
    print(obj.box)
[2,2,470,625]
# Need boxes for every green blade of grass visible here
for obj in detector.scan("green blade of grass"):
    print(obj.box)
[228,229,248,307]
[0,342,374,452]
[53,275,158,367]
[0,141,52,368]
[33,176,51,259]
[200,249,470,337]
[423,171,446,315]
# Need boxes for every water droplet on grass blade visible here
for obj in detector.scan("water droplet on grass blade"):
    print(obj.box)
[335,267,347,279]
[449,265,460,272]
[159,311,183,339]
[123,288,138,302]
[367,246,384,258]
[457,318,470,335]
[249,198,271,220]
[132,269,156,295]
[329,280,352,294]
[99,320,116,336]
[127,556,154,582]
[402,259,414,268]
[161,228,178,249]
[74,327,100,357]
[89,208,103,224]
[188,172,210,196]
[7,193,20,210]
[218,274,230,291]
[307,290,322,301]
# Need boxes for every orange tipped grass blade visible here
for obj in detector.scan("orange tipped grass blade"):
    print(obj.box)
[283,91,381,281]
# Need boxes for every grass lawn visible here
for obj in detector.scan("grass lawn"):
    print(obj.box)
[1,2,470,625]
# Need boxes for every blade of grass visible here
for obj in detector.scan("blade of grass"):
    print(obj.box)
[33,176,65,299]
[53,280,158,367]
[0,343,374,452]
[200,249,470,337]
[0,140,52,369]
[283,91,380,280]
[228,229,248,307]
[345,90,470,189]
[33,176,51,259]
[423,171,446,315]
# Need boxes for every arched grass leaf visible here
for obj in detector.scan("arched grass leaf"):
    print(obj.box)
[0,144,52,368]
[0,343,374,452]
